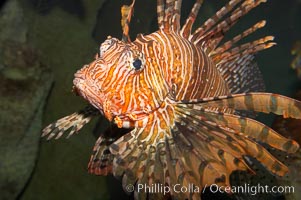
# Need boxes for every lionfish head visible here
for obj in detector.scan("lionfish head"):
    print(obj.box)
[73,36,167,125]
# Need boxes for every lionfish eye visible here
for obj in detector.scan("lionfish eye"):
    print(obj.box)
[133,59,142,70]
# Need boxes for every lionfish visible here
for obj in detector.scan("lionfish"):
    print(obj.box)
[42,0,301,199]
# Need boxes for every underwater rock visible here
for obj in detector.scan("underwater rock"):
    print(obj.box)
[0,0,27,44]
[18,0,111,199]
[0,41,52,199]
[0,1,53,199]
[26,0,86,19]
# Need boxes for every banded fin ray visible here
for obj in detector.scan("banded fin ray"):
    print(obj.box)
[213,36,275,65]
[217,54,265,95]
[88,125,132,176]
[171,0,182,31]
[158,0,204,34]
[178,93,301,119]
[190,0,243,42]
[188,0,275,73]
[175,110,247,159]
[211,20,267,56]
[109,127,191,199]
[201,109,299,153]
[88,136,115,175]
[192,0,267,46]
[180,0,204,38]
[174,121,249,186]
[109,105,233,199]
[175,107,290,177]
[156,0,165,29]
[42,105,99,140]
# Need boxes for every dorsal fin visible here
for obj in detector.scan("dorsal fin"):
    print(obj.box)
[171,0,182,31]
[191,0,243,42]
[217,54,266,94]
[121,0,135,43]
[163,0,175,32]
[157,0,204,34]
[211,20,267,56]
[157,0,177,32]
[180,0,204,38]
[156,0,165,29]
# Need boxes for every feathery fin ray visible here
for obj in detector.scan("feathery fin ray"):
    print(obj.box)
[42,105,99,140]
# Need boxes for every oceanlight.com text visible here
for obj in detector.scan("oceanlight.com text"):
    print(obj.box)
[125,183,295,196]
[205,183,294,195]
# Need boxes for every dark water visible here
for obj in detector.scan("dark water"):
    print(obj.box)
[1,0,301,200]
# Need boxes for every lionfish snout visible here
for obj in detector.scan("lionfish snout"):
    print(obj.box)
[73,61,107,111]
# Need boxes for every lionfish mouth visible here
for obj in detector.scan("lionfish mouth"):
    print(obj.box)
[73,70,104,112]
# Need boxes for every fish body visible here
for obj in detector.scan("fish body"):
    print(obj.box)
[73,30,230,128]
[43,0,301,199]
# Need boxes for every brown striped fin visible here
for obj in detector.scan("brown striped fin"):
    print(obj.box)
[87,136,114,175]
[175,105,291,177]
[180,0,204,38]
[178,93,301,119]
[42,105,99,140]
[109,109,236,198]
[107,99,295,197]
[217,55,265,95]
[176,130,250,190]
[192,0,242,38]
[214,37,276,65]
[175,123,232,187]
[211,20,267,56]
[215,42,275,67]
[191,0,243,42]
[175,109,247,158]
[157,0,188,33]
[200,110,299,153]
[163,0,175,32]
[157,0,165,29]
[232,133,289,176]
[134,133,187,199]
[109,125,194,199]
[121,0,135,42]
[192,0,267,51]
[171,0,182,31]
[174,109,254,182]
[88,125,130,176]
